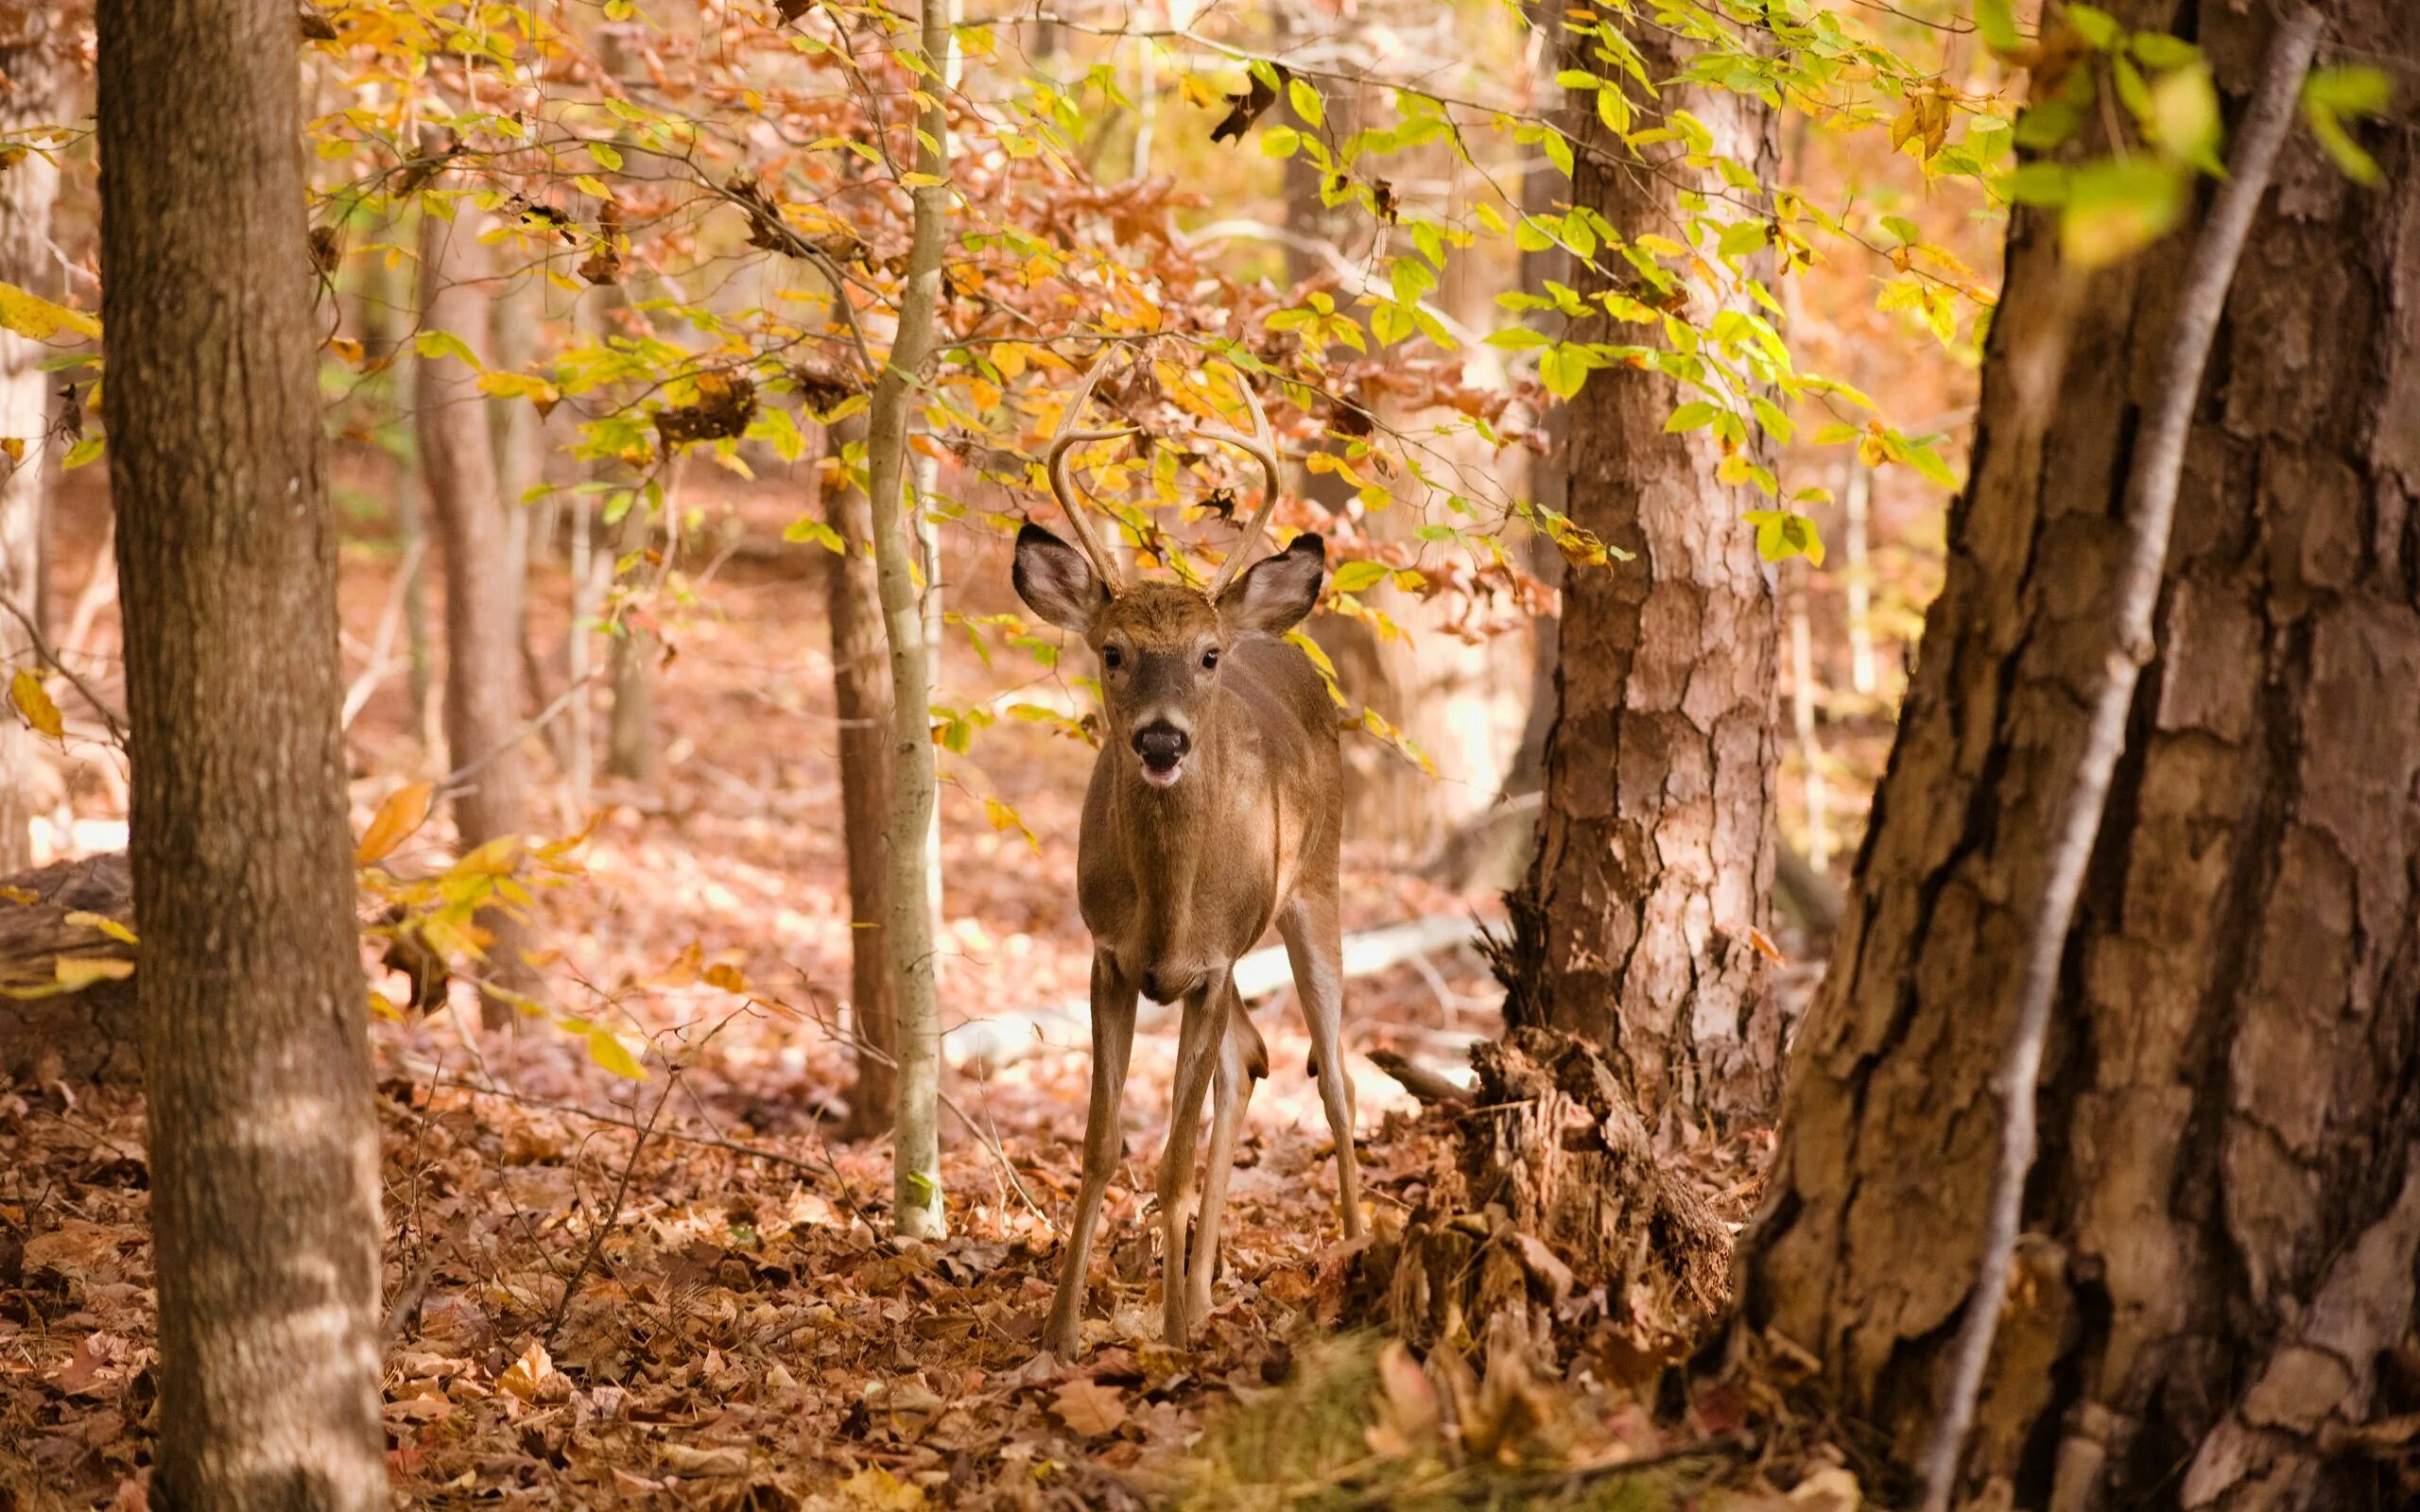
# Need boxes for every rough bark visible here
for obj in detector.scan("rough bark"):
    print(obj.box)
[821,414,897,1140]
[418,199,536,1022]
[0,13,64,874]
[865,0,951,1239]
[1736,6,2420,1509]
[95,0,388,1502]
[1356,1027,1730,1373]
[1512,20,1782,1136]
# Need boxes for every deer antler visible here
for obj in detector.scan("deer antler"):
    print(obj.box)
[1045,351,1137,593]
[1189,370,1284,599]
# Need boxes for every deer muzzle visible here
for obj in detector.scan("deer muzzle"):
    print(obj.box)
[1132,721,1190,787]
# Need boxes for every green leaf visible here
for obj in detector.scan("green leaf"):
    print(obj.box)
[588,140,623,171]
[1537,344,1589,401]
[2066,4,2121,49]
[2127,32,2200,70]
[1261,125,1301,158]
[2150,63,2222,172]
[2305,64,2393,116]
[784,517,846,554]
[1717,219,1769,259]
[60,436,102,471]
[2061,158,2188,267]
[1329,559,1390,593]
[413,329,483,370]
[1541,131,1573,179]
[1664,401,1720,433]
[1976,0,2021,54]
[1287,77,1323,129]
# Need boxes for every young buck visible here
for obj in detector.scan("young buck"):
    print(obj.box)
[1013,356,1362,1354]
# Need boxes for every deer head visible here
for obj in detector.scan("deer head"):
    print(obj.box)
[1011,352,1324,789]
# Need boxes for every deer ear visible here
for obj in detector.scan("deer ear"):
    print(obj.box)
[1219,532,1324,637]
[1012,523,1109,634]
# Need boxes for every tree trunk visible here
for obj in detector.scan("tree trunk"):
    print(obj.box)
[820,414,897,1140]
[866,0,952,1240]
[96,1,387,1503]
[1737,6,2420,1508]
[602,503,656,783]
[1511,20,1782,1136]
[417,199,536,1023]
[0,15,63,874]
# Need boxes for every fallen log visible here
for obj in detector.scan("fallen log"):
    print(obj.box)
[0,850,140,1082]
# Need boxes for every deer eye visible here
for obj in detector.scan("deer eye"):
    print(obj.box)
[1102,644,1124,671]
[1201,647,1220,671]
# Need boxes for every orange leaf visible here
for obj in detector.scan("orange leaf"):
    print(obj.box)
[354,781,434,866]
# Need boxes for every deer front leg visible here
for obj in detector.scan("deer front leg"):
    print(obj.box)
[1157,975,1223,1346]
[1281,892,1363,1241]
[1044,954,1138,1358]
[1184,988,1265,1326]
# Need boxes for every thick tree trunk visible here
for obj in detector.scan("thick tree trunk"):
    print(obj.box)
[820,414,898,1139]
[1511,21,1782,1136]
[1737,6,2420,1509]
[96,2,387,1504]
[418,200,536,1022]
[0,16,63,874]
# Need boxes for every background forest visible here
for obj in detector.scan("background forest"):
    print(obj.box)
[0,1,2412,1510]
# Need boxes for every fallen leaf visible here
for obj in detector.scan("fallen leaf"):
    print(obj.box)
[838,1466,927,1508]
[496,1340,561,1403]
[1051,1376,1127,1437]
[660,1443,751,1477]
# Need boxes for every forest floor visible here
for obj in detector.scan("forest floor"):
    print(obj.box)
[1,474,1832,1510]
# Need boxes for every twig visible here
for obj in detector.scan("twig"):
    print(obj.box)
[435,668,602,799]
[544,1076,671,1347]
[1916,12,2324,1510]
[0,593,128,743]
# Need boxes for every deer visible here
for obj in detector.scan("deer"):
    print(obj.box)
[1012,352,1363,1356]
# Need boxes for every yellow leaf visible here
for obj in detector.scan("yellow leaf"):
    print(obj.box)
[0,282,99,341]
[64,911,137,945]
[703,961,748,993]
[9,670,62,739]
[1,438,23,463]
[354,781,433,865]
[0,885,35,905]
[838,1468,926,1510]
[587,1027,648,1079]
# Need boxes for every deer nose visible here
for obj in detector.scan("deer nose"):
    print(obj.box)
[1132,723,1189,771]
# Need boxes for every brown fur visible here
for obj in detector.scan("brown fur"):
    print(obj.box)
[1017,532,1363,1355]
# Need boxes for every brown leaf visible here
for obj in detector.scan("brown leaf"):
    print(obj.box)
[1050,1376,1127,1437]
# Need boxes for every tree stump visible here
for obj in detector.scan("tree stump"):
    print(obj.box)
[1357,1027,1731,1381]
[0,850,139,1082]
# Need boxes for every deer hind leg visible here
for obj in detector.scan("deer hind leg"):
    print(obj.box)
[1280,892,1363,1240]
[1157,974,1224,1346]
[1184,987,1267,1326]
[1044,954,1138,1358]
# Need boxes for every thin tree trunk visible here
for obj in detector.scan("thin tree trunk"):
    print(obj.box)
[1841,457,1876,697]
[417,199,536,1023]
[96,1,386,1504]
[1737,7,2420,1509]
[865,0,953,1240]
[492,267,543,653]
[602,501,655,783]
[0,16,63,874]
[1505,2,1568,801]
[821,414,897,1140]
[1510,15,1782,1137]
